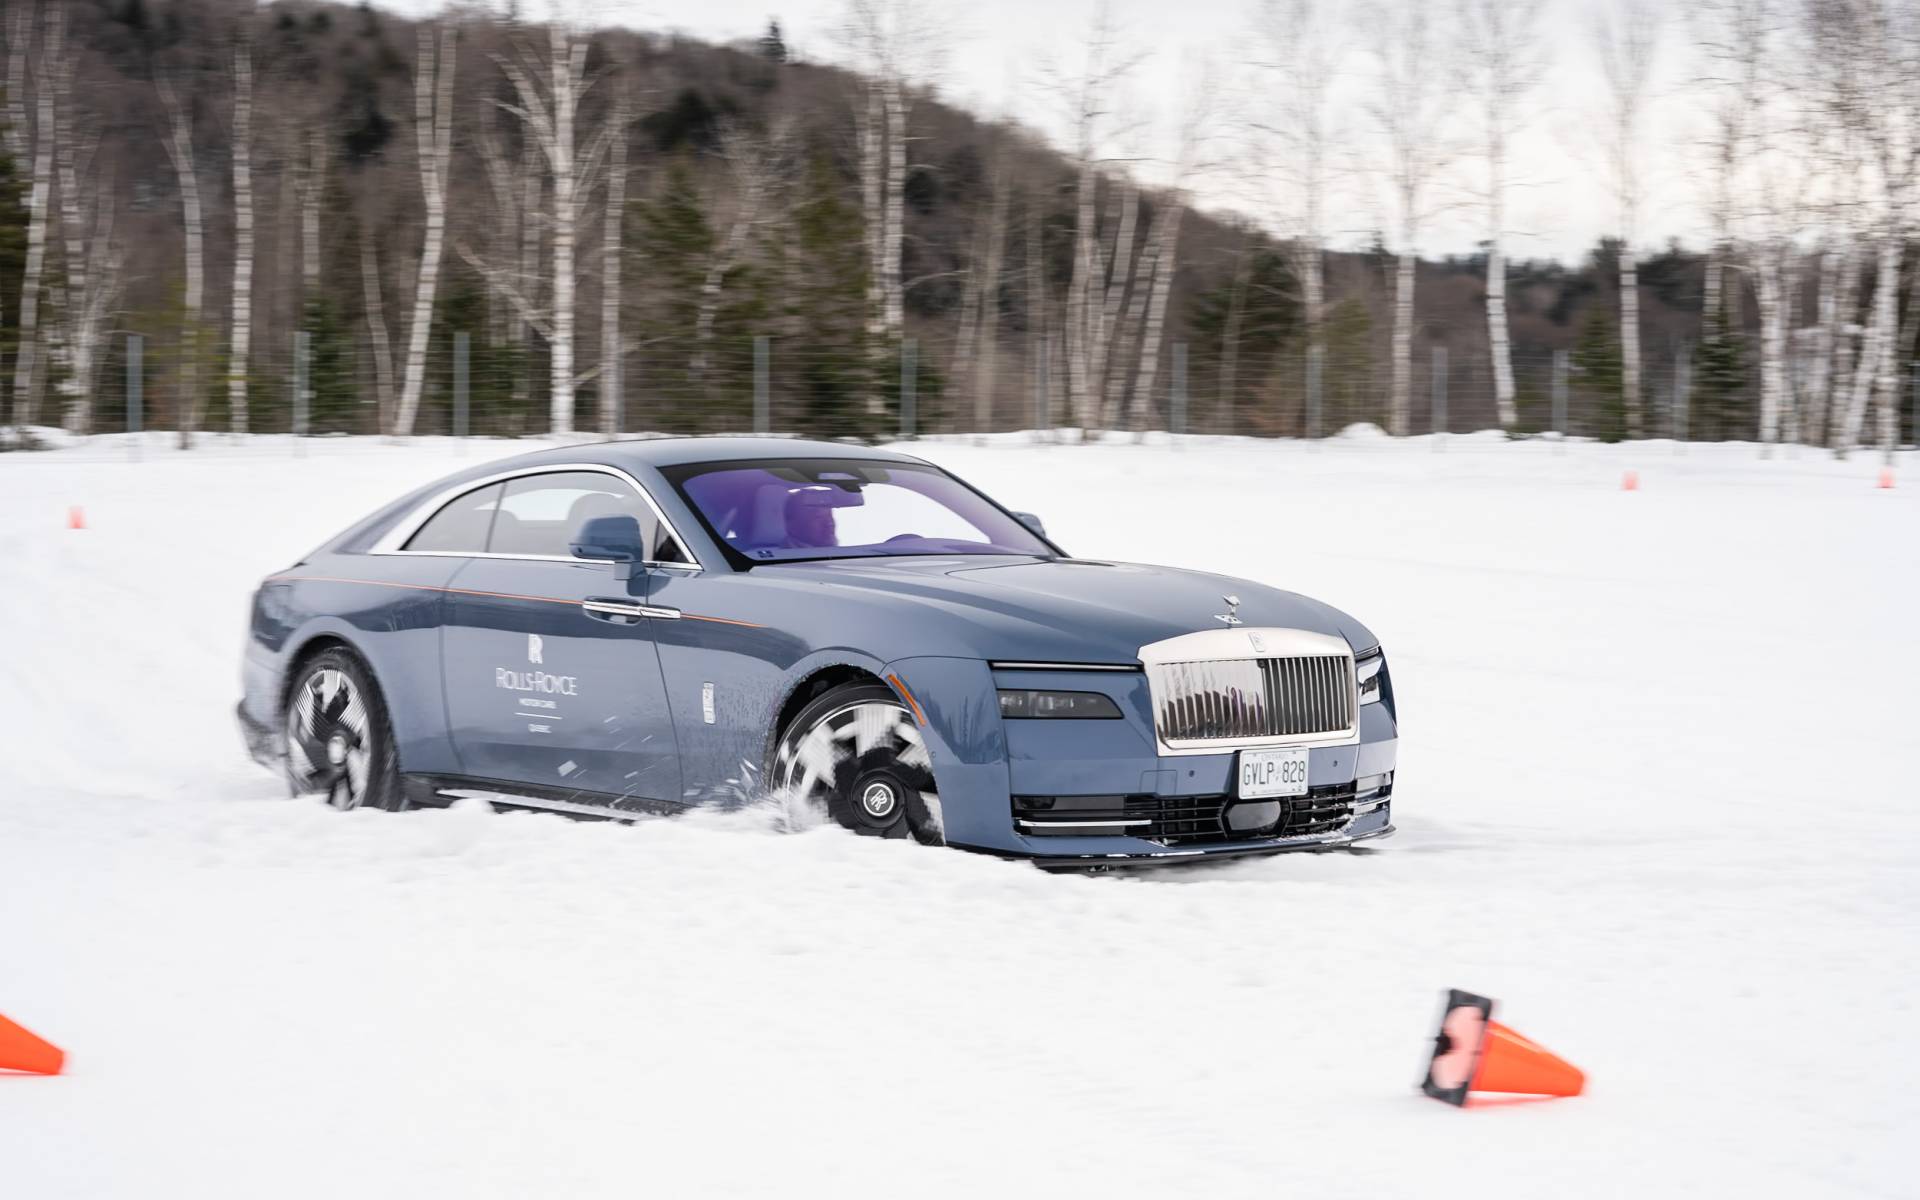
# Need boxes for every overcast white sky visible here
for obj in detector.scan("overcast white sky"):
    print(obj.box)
[378,0,1714,264]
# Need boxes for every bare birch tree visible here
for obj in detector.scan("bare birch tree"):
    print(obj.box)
[1367,0,1451,436]
[361,236,397,431]
[490,19,613,435]
[1595,0,1662,440]
[843,0,950,392]
[51,28,119,435]
[1050,1,1146,432]
[1249,0,1345,419]
[1805,0,1917,459]
[1457,0,1545,431]
[691,120,791,394]
[392,25,457,438]
[9,4,53,430]
[228,22,255,434]
[1125,60,1216,433]
[157,74,207,449]
[599,88,631,436]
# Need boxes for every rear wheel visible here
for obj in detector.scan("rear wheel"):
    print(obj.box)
[773,681,942,844]
[284,647,403,812]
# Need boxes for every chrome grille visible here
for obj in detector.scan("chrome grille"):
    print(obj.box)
[1147,654,1355,744]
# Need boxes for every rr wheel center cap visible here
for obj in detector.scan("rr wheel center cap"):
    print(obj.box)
[326,734,350,766]
[860,781,897,818]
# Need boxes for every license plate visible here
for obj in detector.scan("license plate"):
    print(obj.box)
[1238,747,1310,798]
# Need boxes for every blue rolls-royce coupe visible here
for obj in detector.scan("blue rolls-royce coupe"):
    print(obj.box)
[237,438,1398,866]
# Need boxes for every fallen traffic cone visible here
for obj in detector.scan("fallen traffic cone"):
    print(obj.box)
[1420,989,1583,1107]
[0,1012,66,1075]
[67,505,86,530]
[1621,469,1639,492]
[1878,467,1895,489]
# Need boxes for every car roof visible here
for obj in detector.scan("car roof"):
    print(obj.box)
[487,436,932,473]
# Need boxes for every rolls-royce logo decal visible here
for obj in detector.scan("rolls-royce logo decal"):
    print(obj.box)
[1214,594,1243,627]
[1248,630,1266,653]
[528,633,544,665]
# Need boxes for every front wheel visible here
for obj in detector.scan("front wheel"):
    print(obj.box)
[773,682,942,844]
[284,647,403,812]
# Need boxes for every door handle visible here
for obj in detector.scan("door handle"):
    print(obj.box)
[583,598,681,621]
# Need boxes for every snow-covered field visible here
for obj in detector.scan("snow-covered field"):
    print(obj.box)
[2,430,1913,1198]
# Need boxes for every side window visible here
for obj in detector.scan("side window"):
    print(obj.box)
[489,470,693,563]
[403,483,504,553]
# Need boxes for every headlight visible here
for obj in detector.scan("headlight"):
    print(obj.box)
[1356,649,1387,705]
[997,689,1123,719]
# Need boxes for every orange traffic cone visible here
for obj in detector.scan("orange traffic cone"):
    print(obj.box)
[67,505,86,530]
[0,1012,66,1075]
[1421,989,1583,1107]
[1878,467,1895,489]
[1621,469,1639,492]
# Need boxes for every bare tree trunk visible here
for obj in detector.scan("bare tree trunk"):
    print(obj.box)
[1218,237,1252,432]
[1390,249,1414,435]
[1066,158,1099,432]
[1486,234,1515,428]
[970,169,1009,435]
[52,23,91,434]
[518,152,540,415]
[549,26,578,435]
[1755,248,1786,447]
[393,27,455,438]
[858,84,885,413]
[361,237,395,433]
[158,74,205,449]
[1803,242,1843,446]
[227,29,254,434]
[1025,198,1049,435]
[881,75,906,341]
[10,7,53,429]
[1093,176,1140,424]
[300,130,325,297]
[1126,201,1185,432]
[600,94,630,436]
[1620,244,1643,438]
[1840,232,1899,453]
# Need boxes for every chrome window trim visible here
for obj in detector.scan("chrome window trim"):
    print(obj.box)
[1138,626,1360,757]
[989,661,1144,673]
[369,462,704,570]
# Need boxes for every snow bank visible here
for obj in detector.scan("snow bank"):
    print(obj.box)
[1,433,1912,1198]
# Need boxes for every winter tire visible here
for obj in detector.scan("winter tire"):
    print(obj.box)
[773,681,942,844]
[284,646,403,812]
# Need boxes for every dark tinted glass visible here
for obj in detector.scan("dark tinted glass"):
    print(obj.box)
[404,482,504,553]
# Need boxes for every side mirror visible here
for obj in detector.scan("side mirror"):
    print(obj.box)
[571,514,646,579]
[1013,511,1047,538]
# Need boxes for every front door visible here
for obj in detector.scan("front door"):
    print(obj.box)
[439,470,682,810]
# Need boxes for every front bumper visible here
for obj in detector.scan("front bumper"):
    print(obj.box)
[1024,812,1396,871]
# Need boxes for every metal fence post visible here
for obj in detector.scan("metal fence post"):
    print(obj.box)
[126,334,142,462]
[1673,342,1690,453]
[1431,345,1448,449]
[753,335,770,435]
[1551,348,1569,450]
[292,330,310,457]
[453,331,470,447]
[900,337,917,440]
[1033,334,1050,442]
[1171,342,1188,438]
[1306,342,1324,442]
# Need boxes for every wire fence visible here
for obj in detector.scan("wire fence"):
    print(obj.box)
[40,327,1920,452]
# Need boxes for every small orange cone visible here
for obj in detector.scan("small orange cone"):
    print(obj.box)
[67,505,86,530]
[1878,467,1895,489]
[1621,469,1639,492]
[1421,989,1583,1106]
[0,1012,66,1075]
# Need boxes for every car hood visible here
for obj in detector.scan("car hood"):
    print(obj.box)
[755,555,1377,664]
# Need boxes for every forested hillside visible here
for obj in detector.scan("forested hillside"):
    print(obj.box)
[0,0,1756,446]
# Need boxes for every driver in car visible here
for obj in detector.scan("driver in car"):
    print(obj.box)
[783,487,841,549]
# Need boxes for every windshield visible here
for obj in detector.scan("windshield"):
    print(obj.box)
[662,458,1055,564]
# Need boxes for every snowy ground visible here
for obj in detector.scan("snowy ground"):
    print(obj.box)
[2,430,1913,1198]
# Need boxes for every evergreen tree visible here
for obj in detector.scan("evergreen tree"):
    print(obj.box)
[1573,306,1626,441]
[1186,247,1298,432]
[759,21,789,64]
[1691,314,1749,442]
[781,152,876,439]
